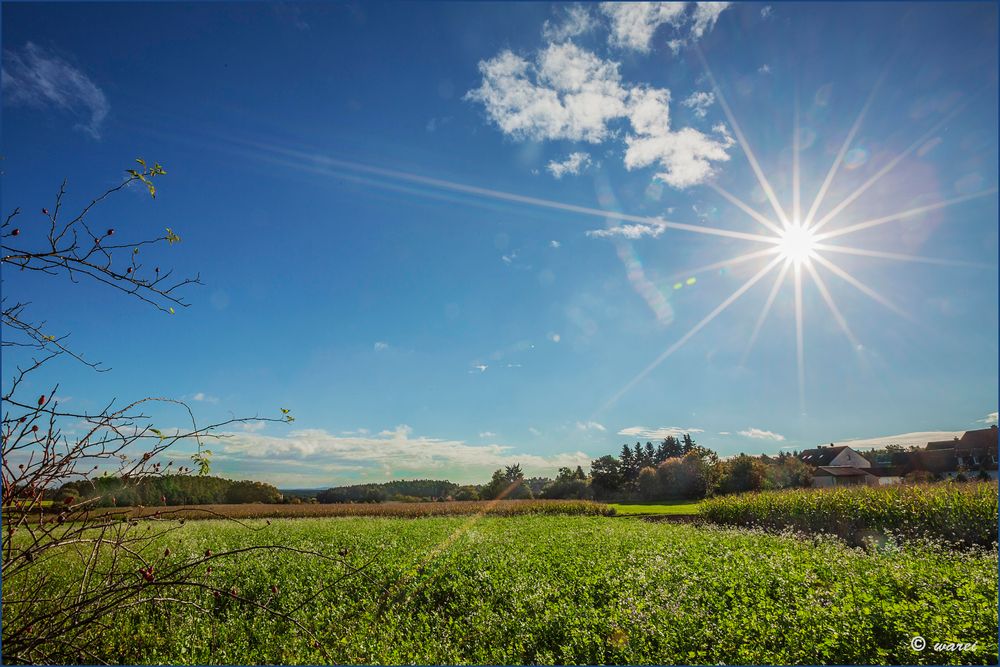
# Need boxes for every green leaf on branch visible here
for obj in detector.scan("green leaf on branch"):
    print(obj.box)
[165,228,181,244]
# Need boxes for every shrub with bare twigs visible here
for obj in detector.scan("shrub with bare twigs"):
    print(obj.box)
[1,162,368,663]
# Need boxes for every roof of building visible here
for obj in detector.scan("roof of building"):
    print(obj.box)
[814,466,874,477]
[799,446,851,466]
[959,426,998,449]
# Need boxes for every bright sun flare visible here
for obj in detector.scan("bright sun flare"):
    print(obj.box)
[777,223,818,265]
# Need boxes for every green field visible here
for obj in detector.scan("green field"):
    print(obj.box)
[608,499,703,515]
[7,514,996,665]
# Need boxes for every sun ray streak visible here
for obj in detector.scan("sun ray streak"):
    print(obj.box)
[794,263,805,414]
[810,93,981,233]
[803,66,890,227]
[595,255,783,416]
[741,260,792,365]
[706,182,785,235]
[696,48,791,227]
[811,254,912,321]
[668,247,781,282]
[232,137,779,245]
[813,243,992,267]
[813,187,999,241]
[805,261,861,349]
[793,95,801,226]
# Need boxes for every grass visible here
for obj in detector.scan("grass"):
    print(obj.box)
[607,499,702,515]
[6,515,997,665]
[700,482,999,547]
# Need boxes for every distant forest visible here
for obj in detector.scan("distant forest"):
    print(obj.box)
[55,475,282,507]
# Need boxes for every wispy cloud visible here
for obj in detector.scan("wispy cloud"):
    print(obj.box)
[576,421,606,432]
[528,427,542,436]
[977,411,998,425]
[191,392,219,404]
[479,431,497,438]
[547,151,592,179]
[216,425,592,485]
[682,91,715,118]
[470,363,488,373]
[373,341,390,352]
[758,63,771,74]
[586,222,666,239]
[239,421,267,433]
[617,425,704,439]
[2,42,109,139]
[738,427,785,441]
[550,240,561,249]
[542,4,597,42]
[760,5,773,19]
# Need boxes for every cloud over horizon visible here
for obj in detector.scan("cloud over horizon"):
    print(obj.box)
[214,424,593,486]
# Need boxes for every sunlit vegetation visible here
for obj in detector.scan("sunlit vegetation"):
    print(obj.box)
[700,482,999,547]
[7,516,995,665]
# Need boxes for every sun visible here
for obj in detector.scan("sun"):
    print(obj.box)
[777,222,818,265]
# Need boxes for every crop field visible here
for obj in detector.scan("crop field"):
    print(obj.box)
[6,514,997,665]
[608,500,703,515]
[700,482,999,546]
[45,499,616,521]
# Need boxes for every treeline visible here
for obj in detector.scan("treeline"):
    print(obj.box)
[57,474,282,507]
[583,437,812,501]
[317,479,461,504]
[310,436,815,505]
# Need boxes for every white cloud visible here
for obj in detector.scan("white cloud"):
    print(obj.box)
[758,64,771,74]
[760,5,773,19]
[239,421,267,433]
[528,427,542,436]
[191,392,219,404]
[977,411,998,425]
[467,41,733,189]
[479,431,497,438]
[682,91,715,118]
[542,5,597,42]
[547,151,593,178]
[501,251,518,265]
[548,332,561,343]
[738,427,785,441]
[617,425,704,439]
[373,341,389,352]
[470,363,488,373]
[827,431,966,450]
[576,421,606,432]
[600,2,731,53]
[2,42,109,139]
[465,42,629,143]
[216,425,592,485]
[586,222,666,239]
[717,431,730,435]
[550,240,561,248]
[690,2,731,39]
[601,3,687,53]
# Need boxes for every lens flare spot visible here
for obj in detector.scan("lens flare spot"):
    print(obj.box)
[673,282,683,290]
[686,277,697,286]
[844,147,869,170]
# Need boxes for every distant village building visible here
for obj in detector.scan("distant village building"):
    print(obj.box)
[799,445,878,487]
[798,426,998,486]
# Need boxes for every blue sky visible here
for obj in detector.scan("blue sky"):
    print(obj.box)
[2,2,997,487]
